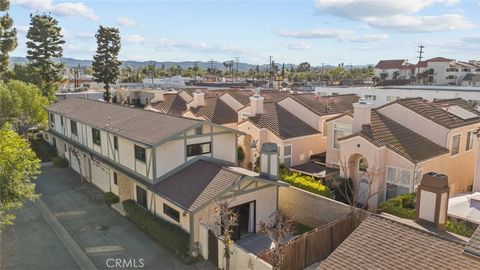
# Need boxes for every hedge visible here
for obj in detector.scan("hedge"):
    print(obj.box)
[122,200,192,263]
[377,193,416,220]
[52,156,69,168]
[446,220,476,237]
[104,192,119,205]
[282,172,331,197]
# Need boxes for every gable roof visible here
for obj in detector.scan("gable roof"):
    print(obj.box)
[149,93,188,116]
[339,110,449,163]
[427,57,453,62]
[151,158,283,212]
[188,97,238,125]
[416,60,428,68]
[47,98,200,146]
[289,94,359,116]
[381,97,480,129]
[375,59,407,69]
[245,103,320,140]
[318,215,480,270]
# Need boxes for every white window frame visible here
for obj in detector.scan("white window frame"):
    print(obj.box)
[384,165,413,200]
[332,123,352,150]
[466,130,474,152]
[450,133,461,156]
[283,144,292,168]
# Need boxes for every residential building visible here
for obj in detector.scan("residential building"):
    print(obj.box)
[374,59,415,80]
[146,90,192,116]
[424,57,480,86]
[314,85,480,107]
[44,98,285,251]
[325,97,480,209]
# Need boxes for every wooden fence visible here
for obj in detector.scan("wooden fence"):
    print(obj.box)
[258,212,367,270]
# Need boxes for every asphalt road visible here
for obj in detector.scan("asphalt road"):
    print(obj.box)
[1,165,215,270]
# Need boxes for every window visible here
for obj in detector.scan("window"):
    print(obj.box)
[358,158,368,172]
[187,142,211,157]
[194,126,203,135]
[134,145,146,162]
[50,113,55,124]
[70,120,77,136]
[364,95,376,101]
[136,185,147,208]
[92,128,101,146]
[451,134,461,155]
[113,136,118,150]
[385,166,411,200]
[113,172,118,185]
[60,117,64,126]
[283,144,292,168]
[333,123,352,149]
[466,131,474,151]
[163,203,180,222]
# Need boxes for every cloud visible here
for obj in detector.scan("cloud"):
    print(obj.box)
[12,0,99,21]
[285,41,311,50]
[277,28,387,42]
[313,0,469,32]
[16,25,29,34]
[116,16,136,28]
[365,14,473,32]
[124,34,146,43]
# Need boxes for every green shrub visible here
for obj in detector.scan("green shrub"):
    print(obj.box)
[282,172,331,197]
[377,193,416,219]
[104,192,119,205]
[237,146,245,163]
[446,220,476,237]
[52,156,68,168]
[29,137,56,162]
[122,200,193,263]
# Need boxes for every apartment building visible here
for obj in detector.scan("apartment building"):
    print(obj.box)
[374,59,415,80]
[325,97,480,210]
[45,98,286,251]
[424,57,480,86]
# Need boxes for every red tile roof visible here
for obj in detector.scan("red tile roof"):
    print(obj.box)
[375,59,407,69]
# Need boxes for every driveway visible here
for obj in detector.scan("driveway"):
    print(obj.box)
[1,165,215,270]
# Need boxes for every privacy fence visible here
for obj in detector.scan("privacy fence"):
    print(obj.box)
[258,212,368,270]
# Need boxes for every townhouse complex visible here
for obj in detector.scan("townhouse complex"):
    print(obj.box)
[375,57,480,86]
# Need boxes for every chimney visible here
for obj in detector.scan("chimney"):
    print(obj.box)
[192,90,205,108]
[352,100,373,133]
[416,172,450,231]
[260,142,278,180]
[250,89,264,116]
[150,90,164,103]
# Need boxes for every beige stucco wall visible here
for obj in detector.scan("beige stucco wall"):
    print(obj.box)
[325,115,353,166]
[279,186,350,228]
[117,173,134,202]
[153,194,191,232]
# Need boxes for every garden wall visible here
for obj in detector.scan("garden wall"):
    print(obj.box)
[279,186,351,228]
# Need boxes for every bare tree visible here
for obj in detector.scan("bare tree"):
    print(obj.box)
[259,210,296,270]
[206,199,238,270]
[331,157,381,228]
[70,147,85,183]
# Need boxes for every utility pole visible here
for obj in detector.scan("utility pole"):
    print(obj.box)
[417,45,425,82]
[235,57,239,82]
[269,56,273,88]
[73,64,79,89]
[210,59,214,82]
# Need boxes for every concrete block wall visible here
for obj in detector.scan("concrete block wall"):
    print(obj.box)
[279,186,351,228]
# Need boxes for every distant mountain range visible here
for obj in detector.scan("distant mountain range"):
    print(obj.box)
[10,57,373,71]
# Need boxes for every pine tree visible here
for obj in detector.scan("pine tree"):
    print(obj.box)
[26,14,65,84]
[92,26,121,102]
[0,0,17,78]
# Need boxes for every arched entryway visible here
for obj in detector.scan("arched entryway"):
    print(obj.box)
[347,154,370,207]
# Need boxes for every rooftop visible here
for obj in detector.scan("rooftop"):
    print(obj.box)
[245,103,320,139]
[289,93,359,116]
[318,215,480,270]
[339,110,450,163]
[188,97,238,125]
[47,98,200,146]
[149,93,188,116]
[375,59,408,69]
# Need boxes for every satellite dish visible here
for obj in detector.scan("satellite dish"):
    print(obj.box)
[250,139,258,149]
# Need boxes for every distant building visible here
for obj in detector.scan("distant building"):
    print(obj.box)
[374,59,415,80]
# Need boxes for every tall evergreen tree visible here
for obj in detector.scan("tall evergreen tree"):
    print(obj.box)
[26,14,65,84]
[92,26,121,102]
[0,0,17,78]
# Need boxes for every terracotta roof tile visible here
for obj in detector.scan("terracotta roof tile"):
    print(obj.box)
[189,97,238,125]
[319,215,480,270]
[375,60,408,69]
[290,94,359,116]
[150,94,188,116]
[246,103,320,139]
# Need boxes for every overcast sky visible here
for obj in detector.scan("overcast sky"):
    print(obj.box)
[8,0,480,65]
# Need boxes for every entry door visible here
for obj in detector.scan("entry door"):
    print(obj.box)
[357,178,369,207]
[231,201,255,241]
[208,230,218,266]
[136,186,148,208]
